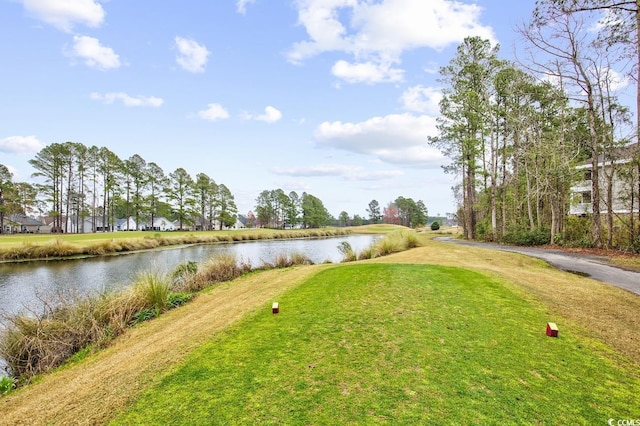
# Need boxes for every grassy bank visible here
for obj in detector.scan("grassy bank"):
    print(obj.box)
[1,234,639,424]
[0,228,417,382]
[0,228,352,262]
[114,264,640,424]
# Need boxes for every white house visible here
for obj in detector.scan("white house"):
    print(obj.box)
[570,144,639,216]
[115,217,137,231]
[140,217,176,231]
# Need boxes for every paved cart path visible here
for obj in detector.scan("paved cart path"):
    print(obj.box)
[436,237,640,296]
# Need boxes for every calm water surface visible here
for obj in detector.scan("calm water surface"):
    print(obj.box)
[0,234,378,317]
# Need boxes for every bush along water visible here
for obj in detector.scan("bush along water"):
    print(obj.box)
[0,229,421,387]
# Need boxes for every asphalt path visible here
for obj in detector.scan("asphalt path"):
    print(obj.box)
[435,237,640,296]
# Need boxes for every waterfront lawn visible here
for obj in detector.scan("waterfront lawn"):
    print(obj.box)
[0,227,356,261]
[0,228,322,247]
[112,264,640,425]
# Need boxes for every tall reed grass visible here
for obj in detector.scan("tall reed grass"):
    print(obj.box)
[344,230,423,261]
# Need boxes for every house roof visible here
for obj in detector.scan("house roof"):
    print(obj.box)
[6,214,47,226]
[579,143,639,167]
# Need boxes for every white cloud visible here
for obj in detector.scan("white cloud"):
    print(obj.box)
[595,67,630,92]
[198,103,230,121]
[236,0,256,14]
[314,113,443,167]
[175,37,210,73]
[272,164,404,181]
[331,60,403,84]
[400,85,442,114]
[0,135,45,154]
[90,92,164,107]
[288,0,495,84]
[20,0,105,32]
[244,106,283,123]
[272,164,359,177]
[69,35,121,70]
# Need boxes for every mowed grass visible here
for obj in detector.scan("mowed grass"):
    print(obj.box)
[112,264,640,425]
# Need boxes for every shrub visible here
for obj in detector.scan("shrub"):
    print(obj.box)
[171,261,198,287]
[167,293,193,309]
[561,216,592,247]
[130,308,158,325]
[430,221,440,231]
[502,227,550,246]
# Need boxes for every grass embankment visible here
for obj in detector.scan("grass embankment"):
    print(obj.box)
[0,228,351,262]
[1,231,639,424]
[0,228,414,382]
[114,264,639,425]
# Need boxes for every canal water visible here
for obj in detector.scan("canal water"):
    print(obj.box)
[0,234,379,318]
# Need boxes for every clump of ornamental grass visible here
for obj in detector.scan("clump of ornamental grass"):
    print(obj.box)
[268,252,314,269]
[132,270,171,315]
[31,237,79,258]
[178,254,250,293]
[338,241,357,262]
[0,292,114,380]
[371,230,421,256]
[352,230,421,260]
[170,260,199,292]
[404,231,421,248]
[0,243,34,260]
[86,239,121,255]
[289,252,314,266]
[357,246,375,260]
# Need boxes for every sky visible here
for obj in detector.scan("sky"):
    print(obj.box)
[0,0,541,219]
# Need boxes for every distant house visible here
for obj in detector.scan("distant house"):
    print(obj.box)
[232,216,246,230]
[569,143,640,216]
[115,217,137,231]
[140,217,176,231]
[4,214,49,234]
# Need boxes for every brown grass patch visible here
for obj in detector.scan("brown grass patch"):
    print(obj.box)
[0,265,327,425]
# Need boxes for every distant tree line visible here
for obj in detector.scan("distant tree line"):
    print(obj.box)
[2,149,432,234]
[249,192,430,230]
[0,141,238,233]
[430,0,640,251]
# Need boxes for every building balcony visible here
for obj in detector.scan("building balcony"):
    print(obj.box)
[569,203,593,215]
[570,181,592,193]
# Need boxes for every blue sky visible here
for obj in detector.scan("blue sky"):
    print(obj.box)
[0,0,539,219]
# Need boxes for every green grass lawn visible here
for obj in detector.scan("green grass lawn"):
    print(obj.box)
[0,229,302,246]
[111,264,640,425]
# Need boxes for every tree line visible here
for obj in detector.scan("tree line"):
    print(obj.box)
[1,142,238,233]
[1,144,432,233]
[249,193,429,229]
[430,0,640,251]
